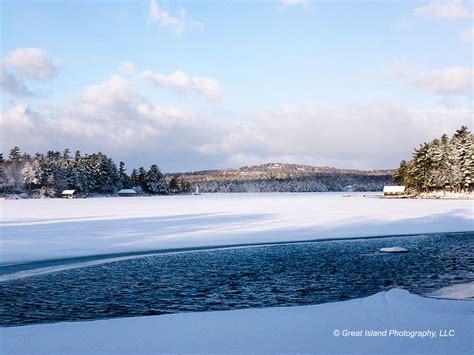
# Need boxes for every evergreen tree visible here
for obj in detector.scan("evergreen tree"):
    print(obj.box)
[6,146,24,191]
[394,126,473,193]
[168,176,179,193]
[130,169,139,187]
[452,126,473,191]
[118,161,132,189]
[1,146,195,197]
[22,159,43,194]
[0,153,6,192]
[144,164,167,194]
[137,167,147,191]
[9,147,21,160]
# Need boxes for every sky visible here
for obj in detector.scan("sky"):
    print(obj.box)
[0,0,472,172]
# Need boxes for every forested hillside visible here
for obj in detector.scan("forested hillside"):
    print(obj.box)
[394,126,473,193]
[0,148,190,197]
[169,163,393,193]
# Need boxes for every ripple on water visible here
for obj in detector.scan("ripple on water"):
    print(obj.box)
[0,232,473,326]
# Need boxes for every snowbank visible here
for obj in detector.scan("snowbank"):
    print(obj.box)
[1,193,473,263]
[1,288,472,354]
[418,191,474,199]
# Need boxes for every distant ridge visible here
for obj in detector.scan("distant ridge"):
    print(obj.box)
[167,163,394,193]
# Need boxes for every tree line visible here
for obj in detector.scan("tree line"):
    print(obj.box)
[393,126,473,193]
[192,174,392,193]
[0,148,191,197]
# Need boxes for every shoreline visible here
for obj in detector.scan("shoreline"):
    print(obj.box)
[1,288,472,354]
[1,230,472,281]
[3,190,473,201]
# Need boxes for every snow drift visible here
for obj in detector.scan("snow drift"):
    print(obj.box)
[1,288,472,354]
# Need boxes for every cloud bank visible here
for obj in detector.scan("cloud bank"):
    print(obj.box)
[1,74,471,171]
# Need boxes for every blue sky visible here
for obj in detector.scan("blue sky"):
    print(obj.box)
[1,0,472,171]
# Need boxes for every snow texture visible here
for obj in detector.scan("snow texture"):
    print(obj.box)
[380,247,409,253]
[429,282,474,300]
[1,193,473,263]
[1,288,472,354]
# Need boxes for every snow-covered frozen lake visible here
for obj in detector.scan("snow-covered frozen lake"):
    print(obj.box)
[1,192,473,264]
[1,193,473,354]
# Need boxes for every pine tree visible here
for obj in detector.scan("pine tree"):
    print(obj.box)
[144,164,167,194]
[118,161,132,189]
[22,159,43,194]
[0,153,6,192]
[9,147,21,160]
[137,167,147,191]
[6,146,25,191]
[130,169,139,187]
[452,126,473,191]
[394,126,473,193]
[168,176,179,193]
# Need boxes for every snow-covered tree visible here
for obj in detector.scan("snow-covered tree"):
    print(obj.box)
[144,164,167,194]
[118,161,132,189]
[22,160,43,194]
[394,126,473,193]
[0,153,6,191]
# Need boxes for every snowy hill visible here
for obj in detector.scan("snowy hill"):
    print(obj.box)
[168,163,394,192]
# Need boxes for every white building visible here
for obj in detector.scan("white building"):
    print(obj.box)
[383,186,406,196]
[61,190,76,198]
[118,189,138,197]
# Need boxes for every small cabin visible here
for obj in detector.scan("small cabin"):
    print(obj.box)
[61,190,76,199]
[383,186,406,196]
[118,189,137,197]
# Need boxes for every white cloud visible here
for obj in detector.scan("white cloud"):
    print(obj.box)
[1,89,472,170]
[386,63,473,97]
[461,26,474,42]
[413,67,473,96]
[0,106,51,152]
[0,48,61,97]
[0,75,225,171]
[53,75,201,139]
[413,0,471,20]
[118,62,139,77]
[141,69,223,102]
[119,61,223,102]
[200,102,473,169]
[148,0,201,34]
[0,65,33,97]
[2,75,472,171]
[386,61,408,79]
[2,48,62,81]
[0,106,37,129]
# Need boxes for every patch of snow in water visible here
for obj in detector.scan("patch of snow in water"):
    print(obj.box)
[429,282,474,300]
[380,247,408,253]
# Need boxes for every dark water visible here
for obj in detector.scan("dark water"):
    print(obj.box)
[0,233,473,327]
